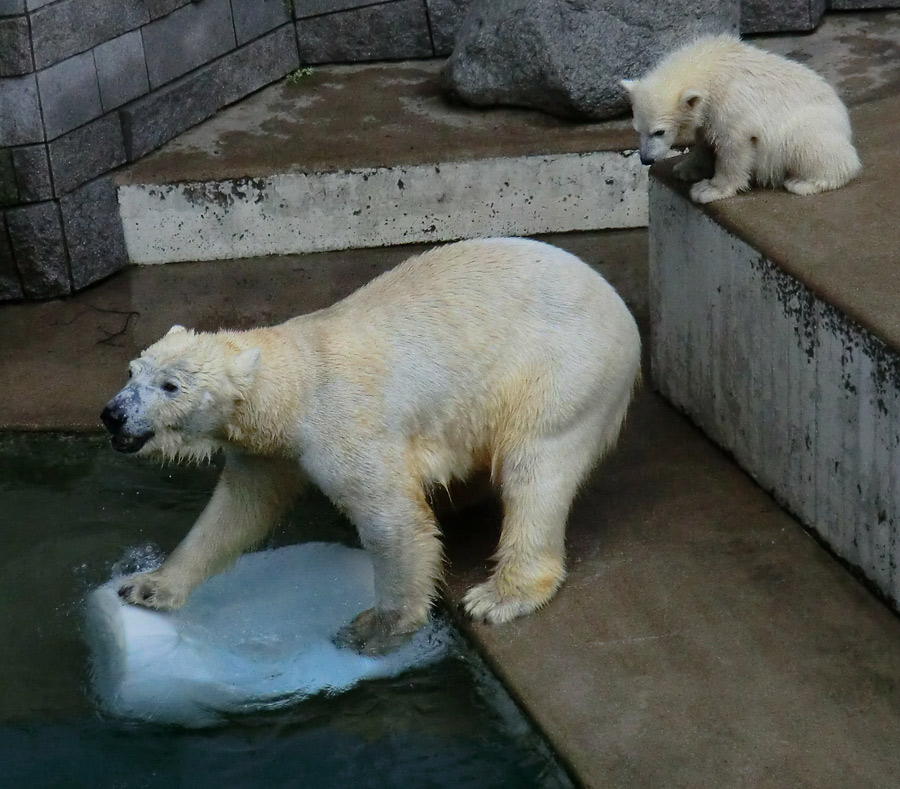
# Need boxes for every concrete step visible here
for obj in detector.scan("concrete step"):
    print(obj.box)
[648,91,900,611]
[113,61,643,264]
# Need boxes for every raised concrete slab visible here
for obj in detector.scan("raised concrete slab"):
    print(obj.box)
[649,90,900,609]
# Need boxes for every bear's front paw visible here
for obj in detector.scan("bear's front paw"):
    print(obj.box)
[333,608,424,656]
[690,179,739,204]
[118,571,189,610]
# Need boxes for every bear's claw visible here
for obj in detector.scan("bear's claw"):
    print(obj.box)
[117,571,188,611]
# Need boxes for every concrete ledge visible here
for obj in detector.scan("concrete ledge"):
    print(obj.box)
[119,152,646,263]
[648,91,900,609]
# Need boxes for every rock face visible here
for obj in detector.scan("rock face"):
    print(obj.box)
[740,0,825,34]
[442,0,739,120]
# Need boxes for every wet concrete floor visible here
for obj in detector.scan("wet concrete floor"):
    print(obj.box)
[3,231,900,786]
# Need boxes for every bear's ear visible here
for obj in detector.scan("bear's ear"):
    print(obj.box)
[166,324,188,336]
[229,347,261,393]
[619,78,636,94]
[680,88,705,111]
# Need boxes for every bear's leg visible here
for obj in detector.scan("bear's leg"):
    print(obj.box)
[784,129,862,196]
[462,426,600,624]
[690,138,753,203]
[118,454,304,610]
[336,487,443,655]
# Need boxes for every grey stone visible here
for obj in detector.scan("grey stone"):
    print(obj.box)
[121,24,298,159]
[829,0,900,8]
[741,0,825,34]
[0,1,26,17]
[295,0,386,18]
[6,200,71,298]
[0,213,24,300]
[142,0,236,89]
[29,0,149,71]
[94,30,150,111]
[25,0,56,10]
[146,0,193,20]
[443,0,739,120]
[0,74,43,146]
[426,0,473,56]
[296,0,433,63]
[11,144,53,202]
[231,0,291,44]
[0,15,33,76]
[48,113,126,195]
[36,51,103,140]
[0,148,16,206]
[60,175,127,289]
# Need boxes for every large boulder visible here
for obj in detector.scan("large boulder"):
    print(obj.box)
[442,0,739,120]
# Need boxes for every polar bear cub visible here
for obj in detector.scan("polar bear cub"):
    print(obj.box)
[101,238,641,655]
[620,34,861,203]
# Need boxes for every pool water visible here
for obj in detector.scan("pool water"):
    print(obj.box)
[0,434,572,788]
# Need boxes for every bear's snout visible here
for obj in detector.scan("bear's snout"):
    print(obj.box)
[101,403,127,434]
[640,152,656,166]
[101,396,154,453]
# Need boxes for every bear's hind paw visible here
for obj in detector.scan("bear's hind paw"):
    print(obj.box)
[784,177,830,196]
[461,578,555,624]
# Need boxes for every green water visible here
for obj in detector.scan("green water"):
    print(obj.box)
[0,434,571,788]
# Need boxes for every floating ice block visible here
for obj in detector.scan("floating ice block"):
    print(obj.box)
[85,542,451,726]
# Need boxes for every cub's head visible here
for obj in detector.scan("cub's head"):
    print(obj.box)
[100,325,260,462]
[619,77,705,165]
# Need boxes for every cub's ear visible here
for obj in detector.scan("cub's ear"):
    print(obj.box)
[619,78,636,94]
[230,347,262,393]
[166,324,188,336]
[680,88,705,111]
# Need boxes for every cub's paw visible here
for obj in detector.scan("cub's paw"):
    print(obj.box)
[690,179,738,204]
[673,154,714,183]
[462,573,561,625]
[118,571,189,610]
[333,608,424,656]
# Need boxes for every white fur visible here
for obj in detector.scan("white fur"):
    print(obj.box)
[620,34,862,202]
[104,238,641,654]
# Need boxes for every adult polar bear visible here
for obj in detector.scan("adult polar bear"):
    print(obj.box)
[621,35,861,203]
[101,238,641,654]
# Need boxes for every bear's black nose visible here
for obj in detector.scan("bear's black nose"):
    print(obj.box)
[640,153,655,166]
[100,404,127,434]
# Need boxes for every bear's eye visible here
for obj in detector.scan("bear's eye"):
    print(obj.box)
[652,129,666,138]
[162,381,179,393]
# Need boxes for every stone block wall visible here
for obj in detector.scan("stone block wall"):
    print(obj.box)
[0,0,469,302]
